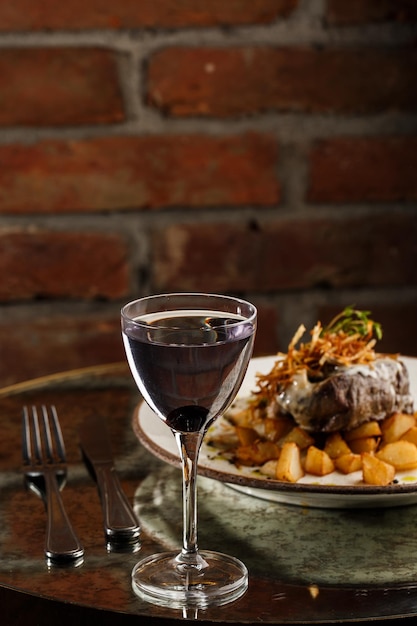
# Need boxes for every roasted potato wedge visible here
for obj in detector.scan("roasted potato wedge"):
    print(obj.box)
[235,426,258,446]
[334,453,362,474]
[304,446,335,476]
[260,459,278,478]
[279,426,315,450]
[344,421,382,441]
[348,437,380,454]
[381,412,416,443]
[400,426,417,446]
[362,452,395,486]
[263,416,293,441]
[235,440,280,466]
[324,432,351,459]
[228,407,254,428]
[276,442,304,483]
[376,440,417,471]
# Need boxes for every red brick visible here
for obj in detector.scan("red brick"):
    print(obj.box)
[0,314,125,386]
[147,46,417,117]
[152,214,417,293]
[0,48,123,127]
[252,301,279,356]
[0,134,279,214]
[0,0,298,31]
[308,137,417,203]
[318,304,417,358]
[327,0,417,25]
[0,230,129,300]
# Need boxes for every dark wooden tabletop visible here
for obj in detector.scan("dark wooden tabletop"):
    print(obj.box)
[1,363,417,625]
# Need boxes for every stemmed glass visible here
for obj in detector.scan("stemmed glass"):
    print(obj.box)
[121,293,257,608]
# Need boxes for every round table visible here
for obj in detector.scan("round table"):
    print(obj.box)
[1,363,417,625]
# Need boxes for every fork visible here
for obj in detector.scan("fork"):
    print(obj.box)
[22,405,84,564]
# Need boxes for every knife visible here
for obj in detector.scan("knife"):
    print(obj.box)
[79,415,140,545]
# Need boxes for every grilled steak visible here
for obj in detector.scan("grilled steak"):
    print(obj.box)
[276,357,414,433]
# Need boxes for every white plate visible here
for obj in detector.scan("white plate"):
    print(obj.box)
[133,355,417,508]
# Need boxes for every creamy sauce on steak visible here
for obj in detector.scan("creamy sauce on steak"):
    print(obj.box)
[275,357,414,433]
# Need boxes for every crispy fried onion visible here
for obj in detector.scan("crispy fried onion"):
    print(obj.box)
[255,321,380,402]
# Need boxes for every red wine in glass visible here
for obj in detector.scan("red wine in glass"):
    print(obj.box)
[122,294,257,608]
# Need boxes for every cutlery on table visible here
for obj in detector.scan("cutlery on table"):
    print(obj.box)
[22,405,84,565]
[79,414,140,545]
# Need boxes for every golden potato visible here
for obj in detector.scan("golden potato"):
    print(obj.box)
[400,426,417,446]
[235,440,280,466]
[344,421,382,441]
[235,426,258,446]
[276,442,304,483]
[260,459,278,478]
[324,432,351,459]
[304,446,335,476]
[279,426,315,450]
[349,437,380,454]
[228,407,254,427]
[334,453,362,474]
[263,416,293,441]
[381,413,416,443]
[362,452,395,486]
[376,440,417,471]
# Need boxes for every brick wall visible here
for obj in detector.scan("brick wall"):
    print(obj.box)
[0,0,417,386]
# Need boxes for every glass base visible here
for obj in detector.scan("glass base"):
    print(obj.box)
[131,550,248,608]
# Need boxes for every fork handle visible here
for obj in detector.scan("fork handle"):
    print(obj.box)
[44,472,84,563]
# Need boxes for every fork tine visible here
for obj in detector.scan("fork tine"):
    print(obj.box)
[31,406,43,465]
[47,405,66,464]
[40,405,53,463]
[22,405,42,465]
[22,405,31,465]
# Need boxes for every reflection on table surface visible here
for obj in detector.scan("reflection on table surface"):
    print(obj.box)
[1,363,417,625]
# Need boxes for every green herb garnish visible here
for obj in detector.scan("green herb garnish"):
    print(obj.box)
[323,306,382,341]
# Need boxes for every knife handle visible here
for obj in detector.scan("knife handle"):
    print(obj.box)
[95,464,140,543]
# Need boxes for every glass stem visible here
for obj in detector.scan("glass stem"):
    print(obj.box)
[174,430,207,570]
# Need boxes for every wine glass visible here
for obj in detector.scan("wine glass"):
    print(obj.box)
[121,293,257,608]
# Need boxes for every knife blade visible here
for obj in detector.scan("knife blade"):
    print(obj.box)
[79,415,140,544]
